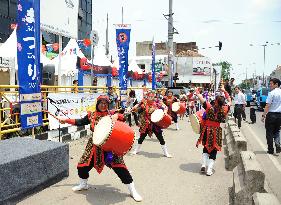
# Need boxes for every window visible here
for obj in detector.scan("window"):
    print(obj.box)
[9,0,17,18]
[86,13,92,24]
[0,0,9,16]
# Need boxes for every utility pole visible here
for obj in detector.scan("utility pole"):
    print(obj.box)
[105,13,109,57]
[167,0,174,87]
[122,7,124,24]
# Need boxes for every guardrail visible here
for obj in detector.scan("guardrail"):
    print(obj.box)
[0,85,163,140]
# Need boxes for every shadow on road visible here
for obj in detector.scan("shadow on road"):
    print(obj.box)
[179,163,201,173]
[254,150,267,155]
[80,184,128,205]
[137,151,163,158]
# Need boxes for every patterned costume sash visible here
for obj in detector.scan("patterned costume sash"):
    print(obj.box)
[77,111,126,173]
[196,102,226,152]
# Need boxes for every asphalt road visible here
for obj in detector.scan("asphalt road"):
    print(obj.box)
[240,107,281,202]
[18,118,232,205]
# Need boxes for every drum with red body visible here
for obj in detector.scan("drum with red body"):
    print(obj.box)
[92,116,135,156]
[189,110,205,134]
[151,109,172,129]
[172,102,186,115]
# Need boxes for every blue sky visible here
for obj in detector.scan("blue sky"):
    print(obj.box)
[93,0,281,83]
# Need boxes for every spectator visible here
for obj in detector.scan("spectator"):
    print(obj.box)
[72,80,78,93]
[224,79,232,97]
[233,86,246,129]
[127,90,139,126]
[107,86,118,110]
[261,78,281,154]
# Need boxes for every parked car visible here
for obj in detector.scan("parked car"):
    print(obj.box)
[256,87,269,109]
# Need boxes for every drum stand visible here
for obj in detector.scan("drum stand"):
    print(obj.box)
[48,98,70,142]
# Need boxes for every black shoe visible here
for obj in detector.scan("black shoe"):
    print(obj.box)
[267,150,274,155]
[200,166,206,173]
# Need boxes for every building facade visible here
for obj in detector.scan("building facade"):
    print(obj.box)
[135,41,213,87]
[0,0,92,57]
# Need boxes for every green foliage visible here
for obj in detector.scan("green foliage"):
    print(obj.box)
[215,61,232,81]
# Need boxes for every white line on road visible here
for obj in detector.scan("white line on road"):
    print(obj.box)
[245,124,281,173]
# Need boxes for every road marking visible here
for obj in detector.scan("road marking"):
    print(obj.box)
[244,124,281,173]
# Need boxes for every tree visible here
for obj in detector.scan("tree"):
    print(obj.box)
[215,61,231,81]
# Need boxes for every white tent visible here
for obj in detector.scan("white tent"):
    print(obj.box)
[0,29,55,67]
[88,46,112,67]
[52,39,86,75]
[0,29,17,58]
[129,59,143,74]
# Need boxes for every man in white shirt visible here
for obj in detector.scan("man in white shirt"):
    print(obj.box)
[262,78,281,154]
[233,86,246,128]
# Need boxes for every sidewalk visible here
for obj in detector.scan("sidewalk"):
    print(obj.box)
[18,118,232,205]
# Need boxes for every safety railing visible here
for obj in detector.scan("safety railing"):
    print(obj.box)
[0,85,165,140]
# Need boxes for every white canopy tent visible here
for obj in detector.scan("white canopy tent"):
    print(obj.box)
[87,45,112,67]
[129,58,143,74]
[52,38,86,76]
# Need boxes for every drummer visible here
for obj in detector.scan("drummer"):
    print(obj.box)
[58,95,142,202]
[163,90,180,130]
[131,90,172,158]
[194,87,231,176]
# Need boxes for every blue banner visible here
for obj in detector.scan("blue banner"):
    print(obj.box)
[151,39,156,90]
[116,25,131,108]
[116,25,131,90]
[17,0,42,129]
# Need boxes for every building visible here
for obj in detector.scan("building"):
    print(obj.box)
[136,41,213,87]
[270,65,281,80]
[0,0,92,57]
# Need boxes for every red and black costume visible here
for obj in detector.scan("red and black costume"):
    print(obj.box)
[65,96,133,184]
[163,95,178,123]
[137,99,166,145]
[196,97,229,160]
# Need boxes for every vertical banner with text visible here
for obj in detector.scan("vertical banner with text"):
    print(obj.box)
[115,24,131,108]
[151,39,156,90]
[17,0,42,129]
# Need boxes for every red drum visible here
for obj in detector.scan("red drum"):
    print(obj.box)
[189,110,204,134]
[92,116,135,156]
[172,102,186,114]
[151,109,172,129]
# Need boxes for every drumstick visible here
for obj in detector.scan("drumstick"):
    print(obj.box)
[43,110,61,121]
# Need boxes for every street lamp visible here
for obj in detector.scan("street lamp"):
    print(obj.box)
[249,42,280,85]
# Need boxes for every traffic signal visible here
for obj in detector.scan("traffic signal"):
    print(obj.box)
[219,41,222,51]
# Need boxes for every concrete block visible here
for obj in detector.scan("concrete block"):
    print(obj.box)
[62,134,71,142]
[68,126,78,134]
[228,120,237,127]
[35,132,48,140]
[252,193,280,205]
[80,130,87,138]
[241,151,265,193]
[48,129,59,139]
[226,141,240,170]
[233,132,247,151]
[230,125,241,133]
[232,151,266,205]
[0,138,69,204]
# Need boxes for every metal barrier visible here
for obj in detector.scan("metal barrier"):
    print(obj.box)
[0,85,164,140]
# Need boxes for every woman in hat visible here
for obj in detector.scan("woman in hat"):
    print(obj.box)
[131,91,172,158]
[194,87,231,176]
[59,95,142,202]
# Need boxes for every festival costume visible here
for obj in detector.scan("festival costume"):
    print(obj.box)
[164,95,179,130]
[132,97,172,158]
[65,96,142,201]
[196,99,229,176]
[188,93,196,115]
